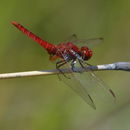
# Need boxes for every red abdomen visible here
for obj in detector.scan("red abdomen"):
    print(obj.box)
[12,21,57,54]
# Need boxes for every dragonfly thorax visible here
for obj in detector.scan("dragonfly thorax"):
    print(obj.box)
[80,46,92,60]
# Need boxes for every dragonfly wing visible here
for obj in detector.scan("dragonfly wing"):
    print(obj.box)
[56,48,96,109]
[65,34,103,47]
[65,34,78,43]
[77,62,116,104]
[89,70,116,98]
[74,37,104,47]
[58,60,96,109]
[56,43,115,108]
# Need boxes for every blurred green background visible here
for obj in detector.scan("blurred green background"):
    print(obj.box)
[0,0,130,130]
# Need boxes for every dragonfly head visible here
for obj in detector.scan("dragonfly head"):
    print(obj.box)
[80,46,92,60]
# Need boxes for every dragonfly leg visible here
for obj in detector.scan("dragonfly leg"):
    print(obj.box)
[78,59,89,70]
[84,62,92,66]
[56,60,71,79]
[78,60,85,68]
[78,59,93,71]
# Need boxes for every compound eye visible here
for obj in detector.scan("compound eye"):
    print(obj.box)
[80,46,92,60]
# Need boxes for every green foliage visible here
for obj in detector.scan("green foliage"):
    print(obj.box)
[0,0,130,129]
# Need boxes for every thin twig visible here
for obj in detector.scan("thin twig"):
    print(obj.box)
[0,62,130,79]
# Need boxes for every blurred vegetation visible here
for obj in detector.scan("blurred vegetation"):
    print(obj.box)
[0,0,130,130]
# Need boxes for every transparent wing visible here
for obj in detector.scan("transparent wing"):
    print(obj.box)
[58,60,96,109]
[65,34,103,47]
[56,49,96,109]
[77,62,116,104]
[65,34,78,42]
[56,42,115,109]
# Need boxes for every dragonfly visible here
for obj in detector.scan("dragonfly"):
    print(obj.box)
[12,21,115,109]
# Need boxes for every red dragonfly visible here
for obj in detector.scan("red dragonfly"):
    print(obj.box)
[12,21,115,109]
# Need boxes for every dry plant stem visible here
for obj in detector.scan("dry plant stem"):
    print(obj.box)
[0,62,130,79]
